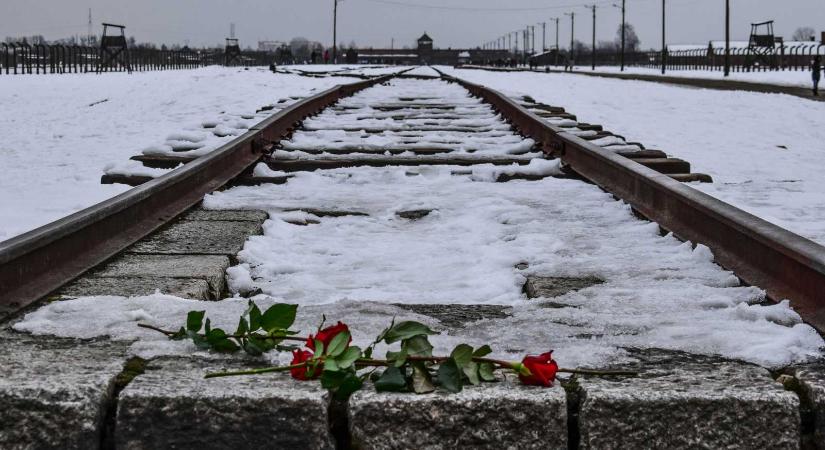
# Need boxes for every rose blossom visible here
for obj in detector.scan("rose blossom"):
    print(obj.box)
[306,321,351,351]
[290,349,320,380]
[518,351,559,387]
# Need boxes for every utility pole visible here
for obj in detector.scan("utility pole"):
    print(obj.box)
[531,25,536,54]
[661,0,666,74]
[588,5,597,70]
[508,33,512,54]
[552,17,560,66]
[724,0,730,76]
[87,8,93,44]
[565,12,575,64]
[613,0,626,71]
[542,22,547,52]
[332,0,339,64]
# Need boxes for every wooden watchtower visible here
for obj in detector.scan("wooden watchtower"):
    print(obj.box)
[225,38,242,66]
[97,23,131,73]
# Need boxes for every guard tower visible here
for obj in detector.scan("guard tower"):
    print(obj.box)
[97,23,131,73]
[745,21,778,69]
[417,32,433,64]
[225,38,242,66]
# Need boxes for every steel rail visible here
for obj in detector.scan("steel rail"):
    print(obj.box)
[440,71,825,332]
[0,73,395,319]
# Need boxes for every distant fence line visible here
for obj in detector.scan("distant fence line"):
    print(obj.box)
[525,43,825,72]
[0,43,273,75]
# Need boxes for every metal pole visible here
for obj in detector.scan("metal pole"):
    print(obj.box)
[555,18,560,65]
[661,0,666,74]
[590,5,597,70]
[724,0,730,76]
[543,22,547,52]
[332,0,338,64]
[621,0,626,71]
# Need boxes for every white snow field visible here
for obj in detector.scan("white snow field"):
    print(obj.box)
[15,75,823,371]
[442,66,825,246]
[0,67,361,241]
[540,65,822,89]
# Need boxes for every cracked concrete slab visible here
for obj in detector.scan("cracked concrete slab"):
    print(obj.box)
[127,220,262,255]
[116,357,334,450]
[0,330,128,450]
[348,380,567,450]
[523,276,604,299]
[393,304,511,329]
[577,349,800,449]
[60,276,213,299]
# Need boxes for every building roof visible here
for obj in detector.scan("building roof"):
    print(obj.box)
[418,33,433,42]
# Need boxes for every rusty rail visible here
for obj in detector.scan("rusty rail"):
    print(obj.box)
[0,73,395,319]
[440,71,825,332]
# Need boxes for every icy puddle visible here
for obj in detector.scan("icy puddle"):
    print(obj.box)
[17,166,823,370]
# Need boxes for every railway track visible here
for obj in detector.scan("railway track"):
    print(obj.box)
[2,67,825,448]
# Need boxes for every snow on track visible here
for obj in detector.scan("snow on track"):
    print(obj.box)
[0,67,359,241]
[440,66,825,246]
[15,75,823,370]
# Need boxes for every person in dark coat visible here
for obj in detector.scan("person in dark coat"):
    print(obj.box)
[813,55,822,96]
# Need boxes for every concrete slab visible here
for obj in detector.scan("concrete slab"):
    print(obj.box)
[116,357,334,450]
[0,330,128,449]
[792,360,825,447]
[348,381,567,450]
[59,276,213,300]
[127,220,262,255]
[523,276,604,299]
[84,254,230,299]
[577,349,800,449]
[393,304,511,329]
[178,208,268,222]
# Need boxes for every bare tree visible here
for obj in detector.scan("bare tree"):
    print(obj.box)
[792,26,816,42]
[616,23,641,52]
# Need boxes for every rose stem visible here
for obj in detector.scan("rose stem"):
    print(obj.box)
[204,363,306,378]
[136,323,307,342]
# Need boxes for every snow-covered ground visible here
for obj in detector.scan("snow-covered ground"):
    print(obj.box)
[0,67,360,241]
[16,165,822,369]
[552,65,821,89]
[443,66,825,246]
[14,75,823,371]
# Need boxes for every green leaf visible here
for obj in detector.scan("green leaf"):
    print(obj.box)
[243,337,264,356]
[204,318,212,334]
[322,370,363,401]
[401,335,433,358]
[363,347,374,359]
[335,346,362,369]
[186,310,205,332]
[326,331,350,357]
[205,328,239,353]
[186,329,210,350]
[386,350,408,368]
[170,326,187,340]
[324,359,339,372]
[479,362,497,382]
[247,302,262,331]
[473,345,493,358]
[313,339,324,358]
[411,362,436,394]
[261,304,298,332]
[383,321,437,344]
[450,344,474,368]
[437,358,463,393]
[463,361,480,385]
[235,317,248,336]
[375,366,407,392]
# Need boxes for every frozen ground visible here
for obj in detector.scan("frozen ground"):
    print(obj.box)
[554,65,822,89]
[0,66,359,241]
[16,166,823,369]
[443,66,825,246]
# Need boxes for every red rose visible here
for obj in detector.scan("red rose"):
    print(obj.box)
[290,349,320,380]
[306,321,351,352]
[518,351,559,387]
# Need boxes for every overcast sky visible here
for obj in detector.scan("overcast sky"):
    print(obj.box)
[3,0,824,50]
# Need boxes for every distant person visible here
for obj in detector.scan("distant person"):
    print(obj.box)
[323,49,330,64]
[311,50,318,64]
[813,55,822,96]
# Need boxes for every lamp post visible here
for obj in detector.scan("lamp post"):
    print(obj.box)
[613,0,626,71]
[587,5,597,70]
[565,12,575,65]
[542,22,547,52]
[724,0,730,76]
[661,0,666,74]
[332,0,341,64]
[552,17,560,66]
